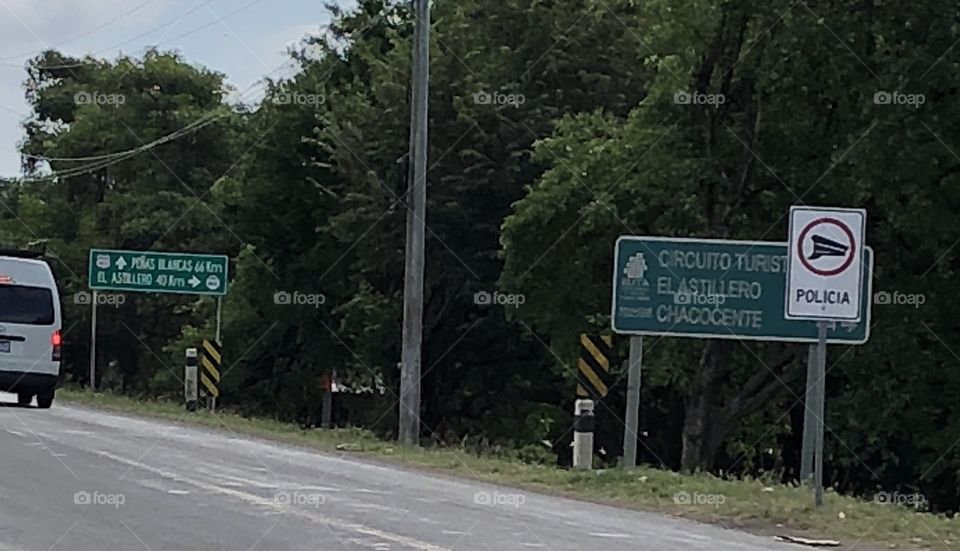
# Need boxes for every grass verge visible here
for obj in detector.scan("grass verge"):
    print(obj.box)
[59,388,953,550]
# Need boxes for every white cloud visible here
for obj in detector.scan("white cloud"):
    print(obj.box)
[0,0,343,177]
[0,0,170,59]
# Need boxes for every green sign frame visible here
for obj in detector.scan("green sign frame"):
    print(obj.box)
[611,237,872,344]
[88,249,229,296]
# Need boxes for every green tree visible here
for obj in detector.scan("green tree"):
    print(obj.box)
[503,0,960,487]
[18,49,240,391]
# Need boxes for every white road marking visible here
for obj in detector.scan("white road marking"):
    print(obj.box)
[93,450,451,551]
[588,532,632,539]
[347,502,399,512]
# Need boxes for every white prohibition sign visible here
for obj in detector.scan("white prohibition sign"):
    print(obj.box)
[785,206,866,322]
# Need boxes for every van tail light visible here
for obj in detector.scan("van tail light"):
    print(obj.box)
[52,330,62,362]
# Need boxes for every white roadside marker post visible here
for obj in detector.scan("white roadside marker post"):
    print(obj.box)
[185,348,198,412]
[573,399,595,469]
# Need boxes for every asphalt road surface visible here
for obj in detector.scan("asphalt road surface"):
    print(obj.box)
[0,397,804,551]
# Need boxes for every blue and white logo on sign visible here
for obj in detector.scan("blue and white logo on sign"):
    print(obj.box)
[622,253,651,301]
[624,253,648,281]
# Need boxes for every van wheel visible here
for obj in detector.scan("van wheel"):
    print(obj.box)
[36,389,54,409]
[16,392,32,407]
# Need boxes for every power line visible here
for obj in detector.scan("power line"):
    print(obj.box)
[22,115,224,163]
[18,115,225,182]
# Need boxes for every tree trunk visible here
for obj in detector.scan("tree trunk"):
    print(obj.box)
[680,392,710,471]
[680,341,724,471]
[680,341,797,472]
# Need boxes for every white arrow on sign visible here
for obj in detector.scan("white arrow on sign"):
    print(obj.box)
[188,276,201,288]
[115,257,128,270]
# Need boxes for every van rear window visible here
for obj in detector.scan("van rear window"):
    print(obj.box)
[0,285,55,325]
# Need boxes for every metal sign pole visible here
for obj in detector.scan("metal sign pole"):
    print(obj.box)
[213,297,222,413]
[814,321,828,506]
[623,336,643,468]
[800,344,816,483]
[89,291,98,391]
[215,296,222,344]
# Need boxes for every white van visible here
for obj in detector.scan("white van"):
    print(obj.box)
[0,254,62,408]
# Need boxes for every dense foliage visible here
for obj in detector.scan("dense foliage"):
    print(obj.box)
[4,0,960,511]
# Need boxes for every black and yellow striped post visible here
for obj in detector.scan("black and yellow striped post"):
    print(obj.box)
[576,334,613,401]
[200,339,222,410]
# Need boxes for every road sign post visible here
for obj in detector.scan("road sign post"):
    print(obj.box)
[87,249,229,399]
[89,290,98,391]
[785,206,867,507]
[800,344,816,483]
[216,297,223,344]
[623,336,642,468]
[813,322,828,506]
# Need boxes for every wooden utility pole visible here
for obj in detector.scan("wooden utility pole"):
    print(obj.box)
[398,0,430,447]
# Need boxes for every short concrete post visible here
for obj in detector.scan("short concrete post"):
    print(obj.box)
[573,399,595,469]
[185,348,198,412]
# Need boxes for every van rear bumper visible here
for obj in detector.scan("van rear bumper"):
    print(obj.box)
[0,372,57,393]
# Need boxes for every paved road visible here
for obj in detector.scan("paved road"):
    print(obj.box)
[0,397,802,551]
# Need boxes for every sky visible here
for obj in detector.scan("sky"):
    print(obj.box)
[0,0,352,177]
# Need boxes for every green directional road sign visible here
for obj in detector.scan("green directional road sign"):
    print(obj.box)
[611,237,872,343]
[89,249,229,296]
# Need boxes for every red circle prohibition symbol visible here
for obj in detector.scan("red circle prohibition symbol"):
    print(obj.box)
[797,217,856,276]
